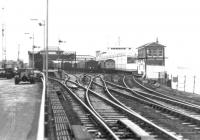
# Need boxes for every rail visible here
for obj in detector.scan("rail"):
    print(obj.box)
[108,76,200,126]
[51,77,120,140]
[68,79,182,140]
[85,76,105,121]
[130,76,200,113]
[93,76,133,112]
[120,76,200,125]
[37,72,46,140]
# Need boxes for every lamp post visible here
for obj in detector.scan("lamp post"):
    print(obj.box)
[38,21,46,72]
[58,39,66,70]
[41,21,46,72]
[31,33,35,69]
[25,32,35,69]
[31,19,46,71]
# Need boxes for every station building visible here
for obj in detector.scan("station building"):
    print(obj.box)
[28,47,75,70]
[28,47,95,70]
[96,47,137,71]
[137,40,166,79]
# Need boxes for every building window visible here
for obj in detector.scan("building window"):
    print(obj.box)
[147,49,152,56]
[146,59,164,65]
[158,49,163,56]
[152,49,157,56]
[127,57,136,63]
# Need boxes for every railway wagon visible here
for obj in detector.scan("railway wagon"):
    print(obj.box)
[104,59,115,69]
[53,62,61,69]
[77,61,85,69]
[63,62,72,70]
[98,60,105,69]
[97,59,115,73]
[48,61,54,69]
[85,60,98,71]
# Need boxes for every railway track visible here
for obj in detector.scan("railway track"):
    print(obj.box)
[124,76,200,121]
[48,71,200,139]
[65,74,183,140]
[127,75,200,106]
[49,77,120,140]
[100,75,200,139]
[47,81,72,140]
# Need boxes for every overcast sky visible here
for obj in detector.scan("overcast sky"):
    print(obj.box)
[0,0,200,73]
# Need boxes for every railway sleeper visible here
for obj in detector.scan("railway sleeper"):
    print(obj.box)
[117,118,155,140]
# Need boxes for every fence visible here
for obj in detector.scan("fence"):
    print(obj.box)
[170,74,200,94]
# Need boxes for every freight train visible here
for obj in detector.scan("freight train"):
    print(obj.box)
[76,59,137,74]
[33,58,138,74]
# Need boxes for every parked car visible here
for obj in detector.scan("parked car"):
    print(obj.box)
[0,68,6,78]
[5,68,15,79]
[14,68,35,84]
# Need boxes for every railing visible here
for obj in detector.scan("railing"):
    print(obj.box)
[37,72,46,140]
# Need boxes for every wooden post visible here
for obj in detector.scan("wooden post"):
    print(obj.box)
[75,52,76,74]
[176,75,178,90]
[193,76,196,94]
[184,75,186,92]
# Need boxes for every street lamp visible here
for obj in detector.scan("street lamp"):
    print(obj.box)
[31,19,46,71]
[30,34,35,69]
[25,32,35,69]
[31,19,45,71]
[58,39,66,70]
[40,21,46,72]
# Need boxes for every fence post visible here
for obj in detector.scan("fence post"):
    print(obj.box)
[184,75,186,92]
[193,76,196,94]
[171,74,172,81]
[176,75,178,90]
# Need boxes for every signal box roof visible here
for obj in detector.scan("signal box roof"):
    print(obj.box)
[137,42,166,49]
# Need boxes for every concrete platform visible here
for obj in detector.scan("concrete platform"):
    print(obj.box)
[0,79,42,140]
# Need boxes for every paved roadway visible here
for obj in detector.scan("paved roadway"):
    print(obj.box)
[0,78,42,140]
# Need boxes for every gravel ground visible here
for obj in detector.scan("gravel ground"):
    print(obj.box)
[0,78,42,140]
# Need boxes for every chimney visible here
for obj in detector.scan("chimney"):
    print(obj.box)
[156,37,159,43]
